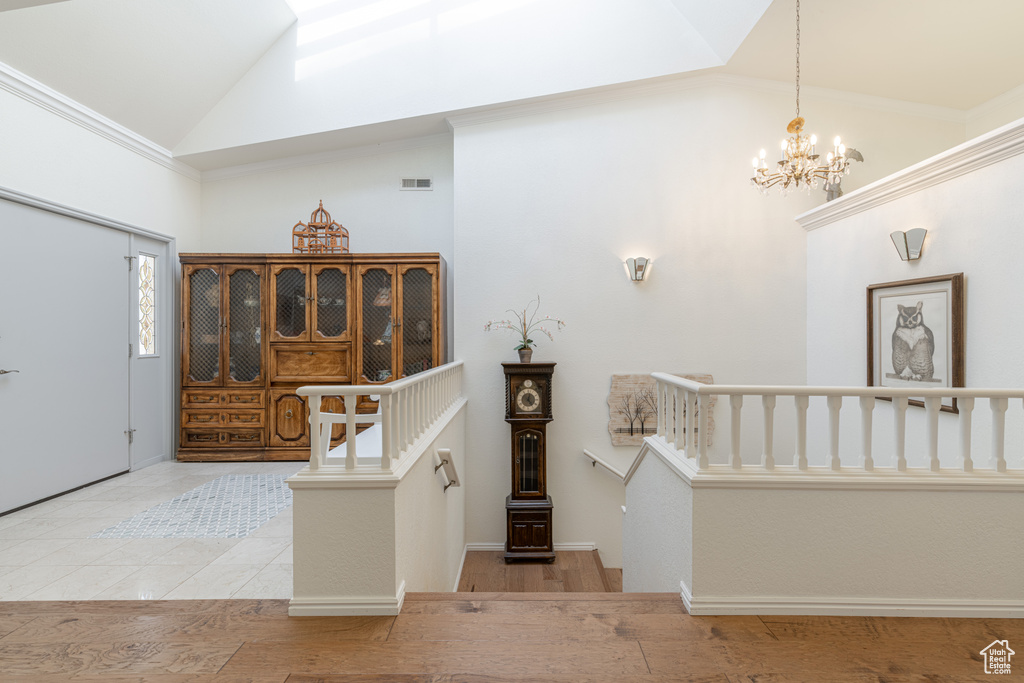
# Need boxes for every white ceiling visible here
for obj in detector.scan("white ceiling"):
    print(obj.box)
[0,0,296,149]
[723,0,1024,110]
[0,0,1023,164]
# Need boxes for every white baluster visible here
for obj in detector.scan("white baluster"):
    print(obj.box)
[924,397,941,472]
[656,381,665,438]
[697,395,709,470]
[309,393,322,471]
[958,396,974,473]
[793,395,808,470]
[991,397,1008,472]
[860,396,874,472]
[761,395,775,471]
[392,389,401,461]
[381,393,393,470]
[893,396,908,471]
[345,394,357,470]
[827,395,841,471]
[405,387,414,450]
[730,395,743,469]
[684,390,696,459]
[673,387,683,449]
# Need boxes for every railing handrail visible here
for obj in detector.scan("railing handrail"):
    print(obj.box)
[651,372,1021,475]
[297,360,464,473]
[582,448,627,481]
[297,360,465,399]
[650,372,1024,399]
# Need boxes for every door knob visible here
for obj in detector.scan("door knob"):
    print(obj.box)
[0,369,20,375]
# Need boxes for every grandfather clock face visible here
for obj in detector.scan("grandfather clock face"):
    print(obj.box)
[515,379,542,415]
[508,375,550,420]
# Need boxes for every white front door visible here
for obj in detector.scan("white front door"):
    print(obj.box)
[0,198,130,513]
[128,234,172,470]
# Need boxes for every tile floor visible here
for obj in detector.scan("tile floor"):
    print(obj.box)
[0,460,303,601]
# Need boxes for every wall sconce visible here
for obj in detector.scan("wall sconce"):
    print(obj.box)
[625,257,651,282]
[890,229,927,261]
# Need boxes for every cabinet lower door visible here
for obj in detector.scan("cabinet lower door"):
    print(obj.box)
[269,390,309,448]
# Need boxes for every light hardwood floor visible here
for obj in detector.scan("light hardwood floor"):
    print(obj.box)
[0,593,1016,681]
[457,551,622,592]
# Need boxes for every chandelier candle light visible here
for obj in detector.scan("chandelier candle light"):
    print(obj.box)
[750,0,858,196]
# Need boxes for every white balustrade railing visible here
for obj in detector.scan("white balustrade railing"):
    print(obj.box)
[297,361,464,472]
[652,372,1024,475]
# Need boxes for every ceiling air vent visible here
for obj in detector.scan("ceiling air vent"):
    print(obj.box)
[401,178,433,191]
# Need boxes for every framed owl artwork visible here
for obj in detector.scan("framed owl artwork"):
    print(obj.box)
[867,273,964,413]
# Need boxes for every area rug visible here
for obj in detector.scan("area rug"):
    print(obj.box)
[90,474,292,539]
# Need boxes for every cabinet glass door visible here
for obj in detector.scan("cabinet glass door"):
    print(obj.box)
[225,266,263,385]
[185,266,222,385]
[271,266,309,341]
[359,266,396,383]
[313,265,348,340]
[399,265,435,377]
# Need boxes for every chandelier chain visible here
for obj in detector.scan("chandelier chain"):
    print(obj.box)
[795,0,800,117]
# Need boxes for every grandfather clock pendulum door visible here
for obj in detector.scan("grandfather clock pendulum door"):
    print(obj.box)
[503,362,556,563]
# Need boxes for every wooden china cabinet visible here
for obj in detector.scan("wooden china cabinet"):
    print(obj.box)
[178,253,446,461]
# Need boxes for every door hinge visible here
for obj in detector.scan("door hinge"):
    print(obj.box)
[124,428,136,444]
[124,255,137,271]
[129,343,133,358]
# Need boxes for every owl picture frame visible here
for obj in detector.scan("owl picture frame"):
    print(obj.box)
[867,273,964,413]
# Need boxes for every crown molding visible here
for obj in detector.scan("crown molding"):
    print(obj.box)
[797,116,1024,231]
[0,61,200,182]
[201,132,454,182]
[445,73,967,130]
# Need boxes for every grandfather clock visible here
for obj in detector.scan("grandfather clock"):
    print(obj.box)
[502,362,556,563]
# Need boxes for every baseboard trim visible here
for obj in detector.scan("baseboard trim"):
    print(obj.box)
[465,542,597,552]
[288,581,406,616]
[679,580,693,613]
[684,590,1024,618]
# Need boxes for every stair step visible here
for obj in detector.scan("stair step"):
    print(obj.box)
[456,551,623,593]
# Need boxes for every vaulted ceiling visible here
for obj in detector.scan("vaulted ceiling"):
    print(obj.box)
[0,0,1022,169]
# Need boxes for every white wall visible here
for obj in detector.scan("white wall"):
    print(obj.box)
[199,139,455,345]
[395,405,467,592]
[451,79,965,567]
[622,446,691,592]
[0,85,200,246]
[806,123,1024,470]
[625,440,1024,616]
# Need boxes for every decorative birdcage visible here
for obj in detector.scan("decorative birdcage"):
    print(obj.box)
[291,200,350,254]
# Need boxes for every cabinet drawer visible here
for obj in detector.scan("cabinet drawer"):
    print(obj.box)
[181,429,224,448]
[182,389,264,408]
[181,410,220,428]
[225,391,263,407]
[225,429,265,447]
[181,428,265,448]
[182,390,223,408]
[224,410,263,427]
[182,410,264,428]
[270,343,351,383]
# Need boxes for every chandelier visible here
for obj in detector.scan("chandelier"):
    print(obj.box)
[750,0,857,196]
